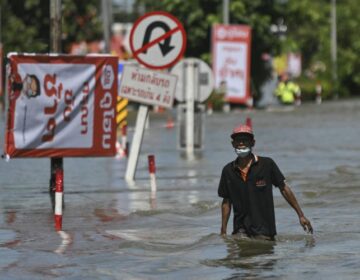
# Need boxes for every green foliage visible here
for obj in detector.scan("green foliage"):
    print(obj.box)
[62,0,103,51]
[296,76,332,101]
[1,0,50,54]
[285,0,360,97]
[1,0,103,54]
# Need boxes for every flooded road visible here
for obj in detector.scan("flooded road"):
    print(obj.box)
[1,99,360,279]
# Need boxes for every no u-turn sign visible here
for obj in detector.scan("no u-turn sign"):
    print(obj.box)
[130,11,187,70]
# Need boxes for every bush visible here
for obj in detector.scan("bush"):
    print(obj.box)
[296,76,333,101]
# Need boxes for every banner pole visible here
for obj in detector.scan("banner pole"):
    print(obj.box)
[49,0,64,217]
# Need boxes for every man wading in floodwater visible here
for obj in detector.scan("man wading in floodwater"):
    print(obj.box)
[218,124,313,240]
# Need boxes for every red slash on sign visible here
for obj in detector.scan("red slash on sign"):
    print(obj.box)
[130,11,187,70]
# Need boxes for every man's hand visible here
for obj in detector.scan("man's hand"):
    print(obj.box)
[300,216,313,234]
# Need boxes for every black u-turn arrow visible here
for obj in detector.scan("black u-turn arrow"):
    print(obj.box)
[142,21,175,56]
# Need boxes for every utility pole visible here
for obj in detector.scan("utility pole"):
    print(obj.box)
[102,0,112,53]
[222,0,231,112]
[50,0,62,53]
[331,0,338,99]
[223,0,229,24]
[49,0,63,211]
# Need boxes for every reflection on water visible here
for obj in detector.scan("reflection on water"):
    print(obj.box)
[203,236,276,274]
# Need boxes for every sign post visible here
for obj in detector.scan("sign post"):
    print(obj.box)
[125,105,148,182]
[123,11,185,182]
[171,58,214,156]
[119,65,177,182]
[185,62,195,159]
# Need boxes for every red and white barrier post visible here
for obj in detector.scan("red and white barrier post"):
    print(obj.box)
[207,102,213,115]
[121,125,128,157]
[316,81,322,105]
[148,155,157,195]
[246,117,253,129]
[54,168,64,231]
[166,116,175,129]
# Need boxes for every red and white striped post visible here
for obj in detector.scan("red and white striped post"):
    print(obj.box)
[165,116,175,129]
[121,125,128,157]
[246,117,253,129]
[54,168,63,231]
[316,81,322,105]
[207,102,213,115]
[148,155,157,195]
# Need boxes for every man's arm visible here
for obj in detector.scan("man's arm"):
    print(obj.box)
[280,184,313,234]
[221,198,231,235]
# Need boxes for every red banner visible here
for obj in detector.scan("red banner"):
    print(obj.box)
[5,54,118,158]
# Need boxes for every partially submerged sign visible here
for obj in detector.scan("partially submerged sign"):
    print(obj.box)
[5,53,118,158]
[118,65,177,108]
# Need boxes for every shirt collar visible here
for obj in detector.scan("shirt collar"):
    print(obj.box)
[232,153,259,169]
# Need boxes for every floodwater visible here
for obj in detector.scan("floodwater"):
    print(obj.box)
[1,99,360,279]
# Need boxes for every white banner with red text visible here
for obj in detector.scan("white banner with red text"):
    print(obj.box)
[212,24,252,105]
[5,53,118,157]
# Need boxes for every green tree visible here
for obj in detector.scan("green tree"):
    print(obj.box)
[1,0,50,54]
[0,0,103,54]
[62,0,103,52]
[284,0,360,97]
[336,0,360,95]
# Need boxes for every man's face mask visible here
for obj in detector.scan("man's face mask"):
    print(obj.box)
[232,135,253,158]
[234,147,251,158]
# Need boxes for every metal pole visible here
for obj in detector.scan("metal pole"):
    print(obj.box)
[331,0,338,98]
[49,0,63,213]
[102,0,111,53]
[222,0,231,113]
[186,62,195,160]
[223,0,229,24]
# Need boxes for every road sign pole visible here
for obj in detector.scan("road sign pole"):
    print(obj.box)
[186,62,195,159]
[125,105,149,183]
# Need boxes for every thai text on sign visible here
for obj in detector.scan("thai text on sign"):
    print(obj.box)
[212,24,252,105]
[118,65,177,108]
[5,53,118,158]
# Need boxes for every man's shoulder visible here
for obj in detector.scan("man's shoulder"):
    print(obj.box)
[221,160,237,173]
[256,155,276,165]
[223,161,234,169]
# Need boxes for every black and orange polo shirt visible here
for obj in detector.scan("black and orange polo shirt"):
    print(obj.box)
[218,154,286,237]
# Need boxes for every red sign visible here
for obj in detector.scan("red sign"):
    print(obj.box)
[130,11,186,70]
[5,54,118,158]
[212,24,252,105]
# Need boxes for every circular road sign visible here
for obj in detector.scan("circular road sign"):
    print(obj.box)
[171,58,214,102]
[130,11,187,70]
